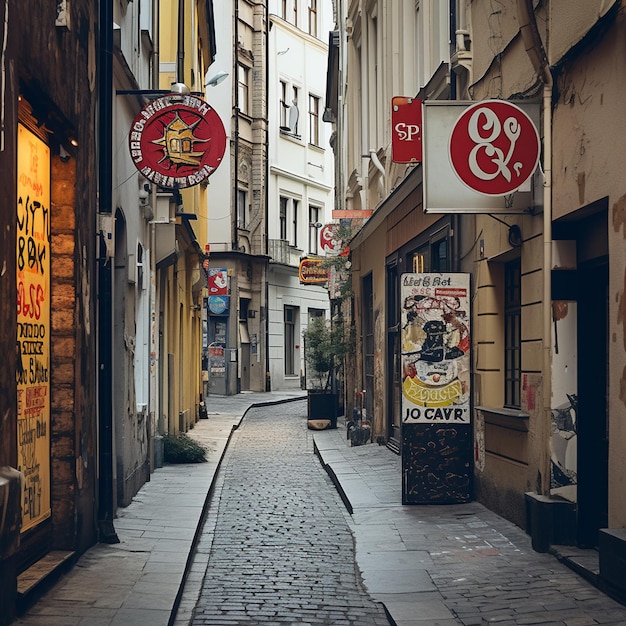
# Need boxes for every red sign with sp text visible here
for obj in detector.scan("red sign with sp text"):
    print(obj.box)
[391,97,422,164]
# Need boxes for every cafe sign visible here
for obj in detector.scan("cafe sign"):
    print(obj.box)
[299,258,328,284]
[129,94,226,189]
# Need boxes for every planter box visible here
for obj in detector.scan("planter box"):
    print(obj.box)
[307,391,338,429]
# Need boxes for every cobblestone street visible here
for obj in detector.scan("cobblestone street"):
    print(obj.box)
[179,402,391,626]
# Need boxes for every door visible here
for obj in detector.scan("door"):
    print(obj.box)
[362,274,374,422]
[576,259,608,547]
[386,261,401,451]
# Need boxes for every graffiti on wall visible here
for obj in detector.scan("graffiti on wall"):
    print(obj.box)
[16,123,51,532]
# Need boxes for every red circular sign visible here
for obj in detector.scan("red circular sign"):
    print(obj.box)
[129,94,226,189]
[449,100,540,196]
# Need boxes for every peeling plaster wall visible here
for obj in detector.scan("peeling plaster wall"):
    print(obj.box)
[551,7,626,527]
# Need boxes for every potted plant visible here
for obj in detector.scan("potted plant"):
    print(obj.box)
[303,315,350,429]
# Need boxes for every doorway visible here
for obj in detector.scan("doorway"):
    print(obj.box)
[576,258,609,547]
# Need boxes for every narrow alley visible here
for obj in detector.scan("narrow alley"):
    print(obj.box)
[176,401,391,626]
[13,395,626,626]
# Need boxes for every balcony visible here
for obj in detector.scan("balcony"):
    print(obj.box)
[268,239,302,267]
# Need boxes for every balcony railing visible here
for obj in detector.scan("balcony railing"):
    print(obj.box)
[268,238,302,267]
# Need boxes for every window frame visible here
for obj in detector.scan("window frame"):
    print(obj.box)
[504,258,522,409]
[308,205,320,254]
[238,64,250,116]
[308,0,318,37]
[308,93,320,146]
[284,305,297,376]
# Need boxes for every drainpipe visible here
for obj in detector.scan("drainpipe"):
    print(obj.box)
[97,0,119,543]
[150,0,160,450]
[265,0,270,390]
[360,14,369,210]
[517,0,553,495]
[177,0,184,84]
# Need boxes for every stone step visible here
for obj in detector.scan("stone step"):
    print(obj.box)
[17,550,75,603]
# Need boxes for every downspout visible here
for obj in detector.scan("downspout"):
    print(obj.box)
[150,0,160,447]
[265,1,270,390]
[177,0,185,83]
[517,0,553,495]
[360,14,369,210]
[233,1,239,252]
[97,0,119,543]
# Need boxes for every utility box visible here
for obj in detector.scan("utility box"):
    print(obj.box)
[0,466,23,626]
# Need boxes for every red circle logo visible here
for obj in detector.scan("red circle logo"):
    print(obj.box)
[449,100,540,196]
[129,94,226,189]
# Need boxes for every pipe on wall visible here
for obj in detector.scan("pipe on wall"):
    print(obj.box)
[516,0,553,496]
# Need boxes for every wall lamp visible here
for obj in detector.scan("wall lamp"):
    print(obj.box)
[205,71,229,87]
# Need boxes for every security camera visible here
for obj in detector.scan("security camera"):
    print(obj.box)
[59,145,70,162]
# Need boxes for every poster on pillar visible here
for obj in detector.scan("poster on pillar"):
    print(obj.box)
[400,273,472,504]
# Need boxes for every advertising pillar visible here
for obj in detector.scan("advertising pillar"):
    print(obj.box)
[401,273,472,504]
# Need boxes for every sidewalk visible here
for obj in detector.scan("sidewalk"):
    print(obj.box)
[13,391,306,626]
[313,420,626,626]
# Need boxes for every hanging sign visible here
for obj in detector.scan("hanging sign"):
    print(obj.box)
[208,268,228,295]
[391,97,422,163]
[423,101,540,213]
[449,100,540,196]
[129,94,226,189]
[299,258,328,284]
[208,295,230,316]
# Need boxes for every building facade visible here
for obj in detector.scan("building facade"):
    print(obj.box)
[205,0,335,395]
[0,2,100,622]
[0,1,219,620]
[267,1,335,391]
[327,0,626,595]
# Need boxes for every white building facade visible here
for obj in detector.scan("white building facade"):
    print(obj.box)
[267,1,336,390]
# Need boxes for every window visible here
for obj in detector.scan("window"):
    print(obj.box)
[431,238,448,272]
[237,188,248,229]
[284,305,297,375]
[504,258,521,408]
[279,196,299,246]
[281,0,287,19]
[279,196,288,240]
[308,0,318,37]
[308,94,320,146]
[238,64,249,115]
[293,0,298,27]
[280,81,288,128]
[292,200,299,247]
[309,205,320,254]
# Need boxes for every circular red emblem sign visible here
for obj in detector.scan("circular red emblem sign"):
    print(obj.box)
[449,100,540,196]
[129,94,226,189]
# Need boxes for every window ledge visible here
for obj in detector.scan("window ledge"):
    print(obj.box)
[475,406,530,432]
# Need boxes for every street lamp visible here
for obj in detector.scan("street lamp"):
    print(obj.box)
[205,71,229,87]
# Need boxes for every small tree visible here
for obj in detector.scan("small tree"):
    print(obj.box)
[304,316,350,391]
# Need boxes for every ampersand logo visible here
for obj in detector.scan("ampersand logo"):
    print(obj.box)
[449,100,540,196]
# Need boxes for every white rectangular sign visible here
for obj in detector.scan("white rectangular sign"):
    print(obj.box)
[422,101,541,214]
